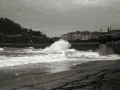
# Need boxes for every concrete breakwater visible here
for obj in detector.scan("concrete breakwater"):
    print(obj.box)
[0,42,100,49]
[0,41,119,54]
[70,42,99,51]
[0,43,50,48]
[107,41,120,54]
[70,41,120,55]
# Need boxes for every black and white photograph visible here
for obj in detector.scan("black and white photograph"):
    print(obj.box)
[0,0,120,90]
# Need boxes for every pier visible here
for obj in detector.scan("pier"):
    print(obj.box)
[0,43,50,48]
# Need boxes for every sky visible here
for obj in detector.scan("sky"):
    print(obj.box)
[0,0,120,37]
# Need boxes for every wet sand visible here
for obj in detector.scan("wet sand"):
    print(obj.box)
[0,60,120,90]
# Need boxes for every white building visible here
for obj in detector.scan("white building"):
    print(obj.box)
[61,34,67,40]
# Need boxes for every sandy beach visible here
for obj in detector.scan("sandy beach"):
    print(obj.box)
[0,60,120,90]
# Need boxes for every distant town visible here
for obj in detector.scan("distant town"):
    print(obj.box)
[0,17,120,45]
[61,28,120,41]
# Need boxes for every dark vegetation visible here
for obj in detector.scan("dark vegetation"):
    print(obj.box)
[0,17,44,36]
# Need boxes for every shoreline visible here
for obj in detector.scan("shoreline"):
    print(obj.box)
[0,59,120,90]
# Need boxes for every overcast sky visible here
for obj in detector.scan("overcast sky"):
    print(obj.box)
[0,0,120,37]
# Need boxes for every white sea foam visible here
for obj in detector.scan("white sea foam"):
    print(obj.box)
[43,39,71,54]
[0,48,4,52]
[0,39,120,68]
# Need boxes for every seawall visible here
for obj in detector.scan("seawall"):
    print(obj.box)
[0,43,50,48]
[70,42,99,51]
[107,41,120,54]
[0,41,119,54]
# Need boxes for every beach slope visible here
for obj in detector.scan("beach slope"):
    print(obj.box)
[0,60,120,90]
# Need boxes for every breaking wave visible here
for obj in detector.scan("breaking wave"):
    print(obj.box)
[0,48,4,52]
[43,39,71,54]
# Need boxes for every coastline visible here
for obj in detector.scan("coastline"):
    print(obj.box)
[0,59,120,90]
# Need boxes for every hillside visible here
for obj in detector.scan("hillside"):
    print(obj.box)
[0,17,45,37]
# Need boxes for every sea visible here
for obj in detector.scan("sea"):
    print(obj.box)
[0,39,120,73]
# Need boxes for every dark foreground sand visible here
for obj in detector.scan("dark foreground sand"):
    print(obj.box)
[0,60,120,90]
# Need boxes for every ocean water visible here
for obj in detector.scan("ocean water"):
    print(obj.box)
[0,39,120,71]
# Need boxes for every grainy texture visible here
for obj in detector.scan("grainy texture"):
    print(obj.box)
[0,60,120,90]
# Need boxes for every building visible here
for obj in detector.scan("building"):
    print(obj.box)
[81,31,91,40]
[61,28,120,41]
[90,31,107,39]
[61,31,91,41]
[72,31,82,40]
[108,29,120,38]
[66,33,72,41]
[61,34,68,41]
